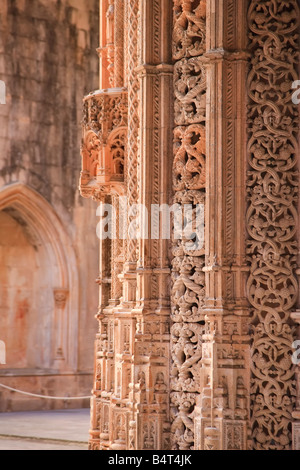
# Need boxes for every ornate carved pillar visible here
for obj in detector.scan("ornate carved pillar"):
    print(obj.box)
[114,0,124,88]
[98,0,110,89]
[83,0,173,451]
[104,0,140,452]
[193,0,251,450]
[124,0,139,280]
[247,0,300,450]
[80,0,128,451]
[82,0,300,452]
[130,0,173,450]
[171,0,207,451]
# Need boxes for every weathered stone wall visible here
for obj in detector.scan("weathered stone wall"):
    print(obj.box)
[0,0,100,410]
[0,0,99,207]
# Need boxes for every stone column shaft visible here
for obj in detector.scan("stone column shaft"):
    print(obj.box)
[130,0,173,450]
[194,0,251,451]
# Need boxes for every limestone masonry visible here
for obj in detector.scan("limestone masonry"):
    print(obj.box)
[0,0,300,452]
[80,0,300,451]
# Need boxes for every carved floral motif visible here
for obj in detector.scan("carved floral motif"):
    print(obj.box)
[247,0,299,450]
[173,0,207,61]
[174,57,206,126]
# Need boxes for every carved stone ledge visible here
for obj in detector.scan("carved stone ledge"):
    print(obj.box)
[204,48,251,62]
[135,64,174,76]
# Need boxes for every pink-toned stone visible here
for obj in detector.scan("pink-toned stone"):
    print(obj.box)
[81,0,300,451]
[0,0,100,412]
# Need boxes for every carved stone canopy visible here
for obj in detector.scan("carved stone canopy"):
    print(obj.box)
[80,88,128,200]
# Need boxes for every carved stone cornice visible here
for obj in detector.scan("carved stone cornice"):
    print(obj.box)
[135,64,174,76]
[204,48,251,61]
[171,0,207,451]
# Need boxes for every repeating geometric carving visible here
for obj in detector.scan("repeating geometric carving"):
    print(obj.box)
[247,0,299,450]
[171,0,207,450]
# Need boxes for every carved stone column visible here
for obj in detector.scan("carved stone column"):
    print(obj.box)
[247,0,300,450]
[171,0,207,451]
[194,0,251,450]
[80,0,129,451]
[122,0,139,294]
[85,0,173,451]
[130,0,173,450]
[114,0,124,88]
[102,0,140,452]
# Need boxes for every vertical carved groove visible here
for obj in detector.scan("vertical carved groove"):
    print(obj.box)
[171,0,207,450]
[247,0,300,450]
[114,0,124,87]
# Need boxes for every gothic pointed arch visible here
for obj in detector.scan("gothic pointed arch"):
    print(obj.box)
[0,183,79,371]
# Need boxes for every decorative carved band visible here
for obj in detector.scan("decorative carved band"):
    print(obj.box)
[171,0,207,451]
[247,0,299,450]
[173,0,206,61]
[126,0,140,263]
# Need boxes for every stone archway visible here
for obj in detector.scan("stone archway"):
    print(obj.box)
[0,183,79,372]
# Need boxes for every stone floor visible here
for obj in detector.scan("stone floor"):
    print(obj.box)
[0,409,90,450]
